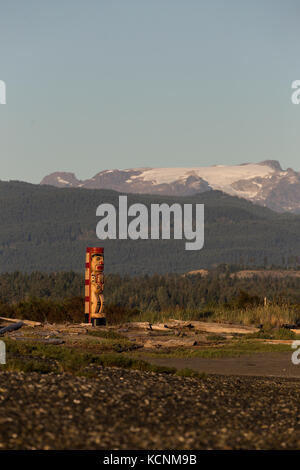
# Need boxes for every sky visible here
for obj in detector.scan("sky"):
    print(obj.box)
[0,0,299,183]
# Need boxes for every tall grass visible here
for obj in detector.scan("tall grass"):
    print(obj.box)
[204,304,298,327]
[130,304,299,328]
[1,296,298,328]
[130,308,195,324]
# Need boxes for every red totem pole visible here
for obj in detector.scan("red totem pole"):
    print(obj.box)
[85,247,105,326]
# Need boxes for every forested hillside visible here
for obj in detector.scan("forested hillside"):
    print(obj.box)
[1,180,300,274]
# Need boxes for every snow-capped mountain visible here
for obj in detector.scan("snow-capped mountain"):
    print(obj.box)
[40,160,300,213]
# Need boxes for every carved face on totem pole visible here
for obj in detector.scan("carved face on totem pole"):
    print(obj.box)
[90,253,104,314]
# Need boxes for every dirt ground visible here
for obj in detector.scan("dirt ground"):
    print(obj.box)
[145,351,300,378]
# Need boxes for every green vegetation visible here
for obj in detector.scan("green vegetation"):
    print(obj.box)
[3,339,179,376]
[78,333,137,353]
[142,340,292,359]
[2,180,300,274]
[6,358,54,374]
[175,368,207,379]
[2,333,292,377]
[193,304,299,328]
[2,270,300,328]
[245,328,296,340]
[205,334,226,342]
[0,296,84,323]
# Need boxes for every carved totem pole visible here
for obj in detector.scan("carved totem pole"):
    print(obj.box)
[85,247,105,326]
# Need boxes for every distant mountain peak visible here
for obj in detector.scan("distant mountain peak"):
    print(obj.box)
[41,172,81,188]
[40,160,300,213]
[258,160,283,171]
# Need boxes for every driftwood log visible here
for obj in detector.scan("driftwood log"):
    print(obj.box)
[0,321,24,336]
[0,316,41,327]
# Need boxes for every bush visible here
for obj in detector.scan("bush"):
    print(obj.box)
[105,305,140,325]
[4,296,83,323]
[234,290,261,309]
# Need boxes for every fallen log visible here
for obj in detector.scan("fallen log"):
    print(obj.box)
[0,321,24,335]
[13,337,65,345]
[0,316,41,327]
[38,338,65,345]
[116,343,143,353]
[143,338,198,349]
[168,320,259,335]
[128,322,172,332]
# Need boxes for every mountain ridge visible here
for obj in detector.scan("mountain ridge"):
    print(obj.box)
[40,160,300,213]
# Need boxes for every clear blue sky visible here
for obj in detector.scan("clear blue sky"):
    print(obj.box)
[0,0,299,183]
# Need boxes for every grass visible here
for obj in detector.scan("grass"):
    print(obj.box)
[61,328,140,353]
[77,335,136,353]
[205,334,226,342]
[86,329,127,340]
[5,358,54,374]
[175,368,206,379]
[204,305,298,328]
[129,304,300,329]
[3,338,211,378]
[245,328,296,340]
[141,339,292,359]
[130,309,196,324]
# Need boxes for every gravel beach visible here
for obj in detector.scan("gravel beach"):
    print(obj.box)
[0,369,299,450]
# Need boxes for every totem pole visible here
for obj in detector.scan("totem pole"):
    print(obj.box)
[85,247,105,326]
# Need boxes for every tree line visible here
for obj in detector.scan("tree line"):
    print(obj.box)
[2,269,300,308]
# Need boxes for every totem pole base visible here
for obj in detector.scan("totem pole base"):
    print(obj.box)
[91,317,106,326]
